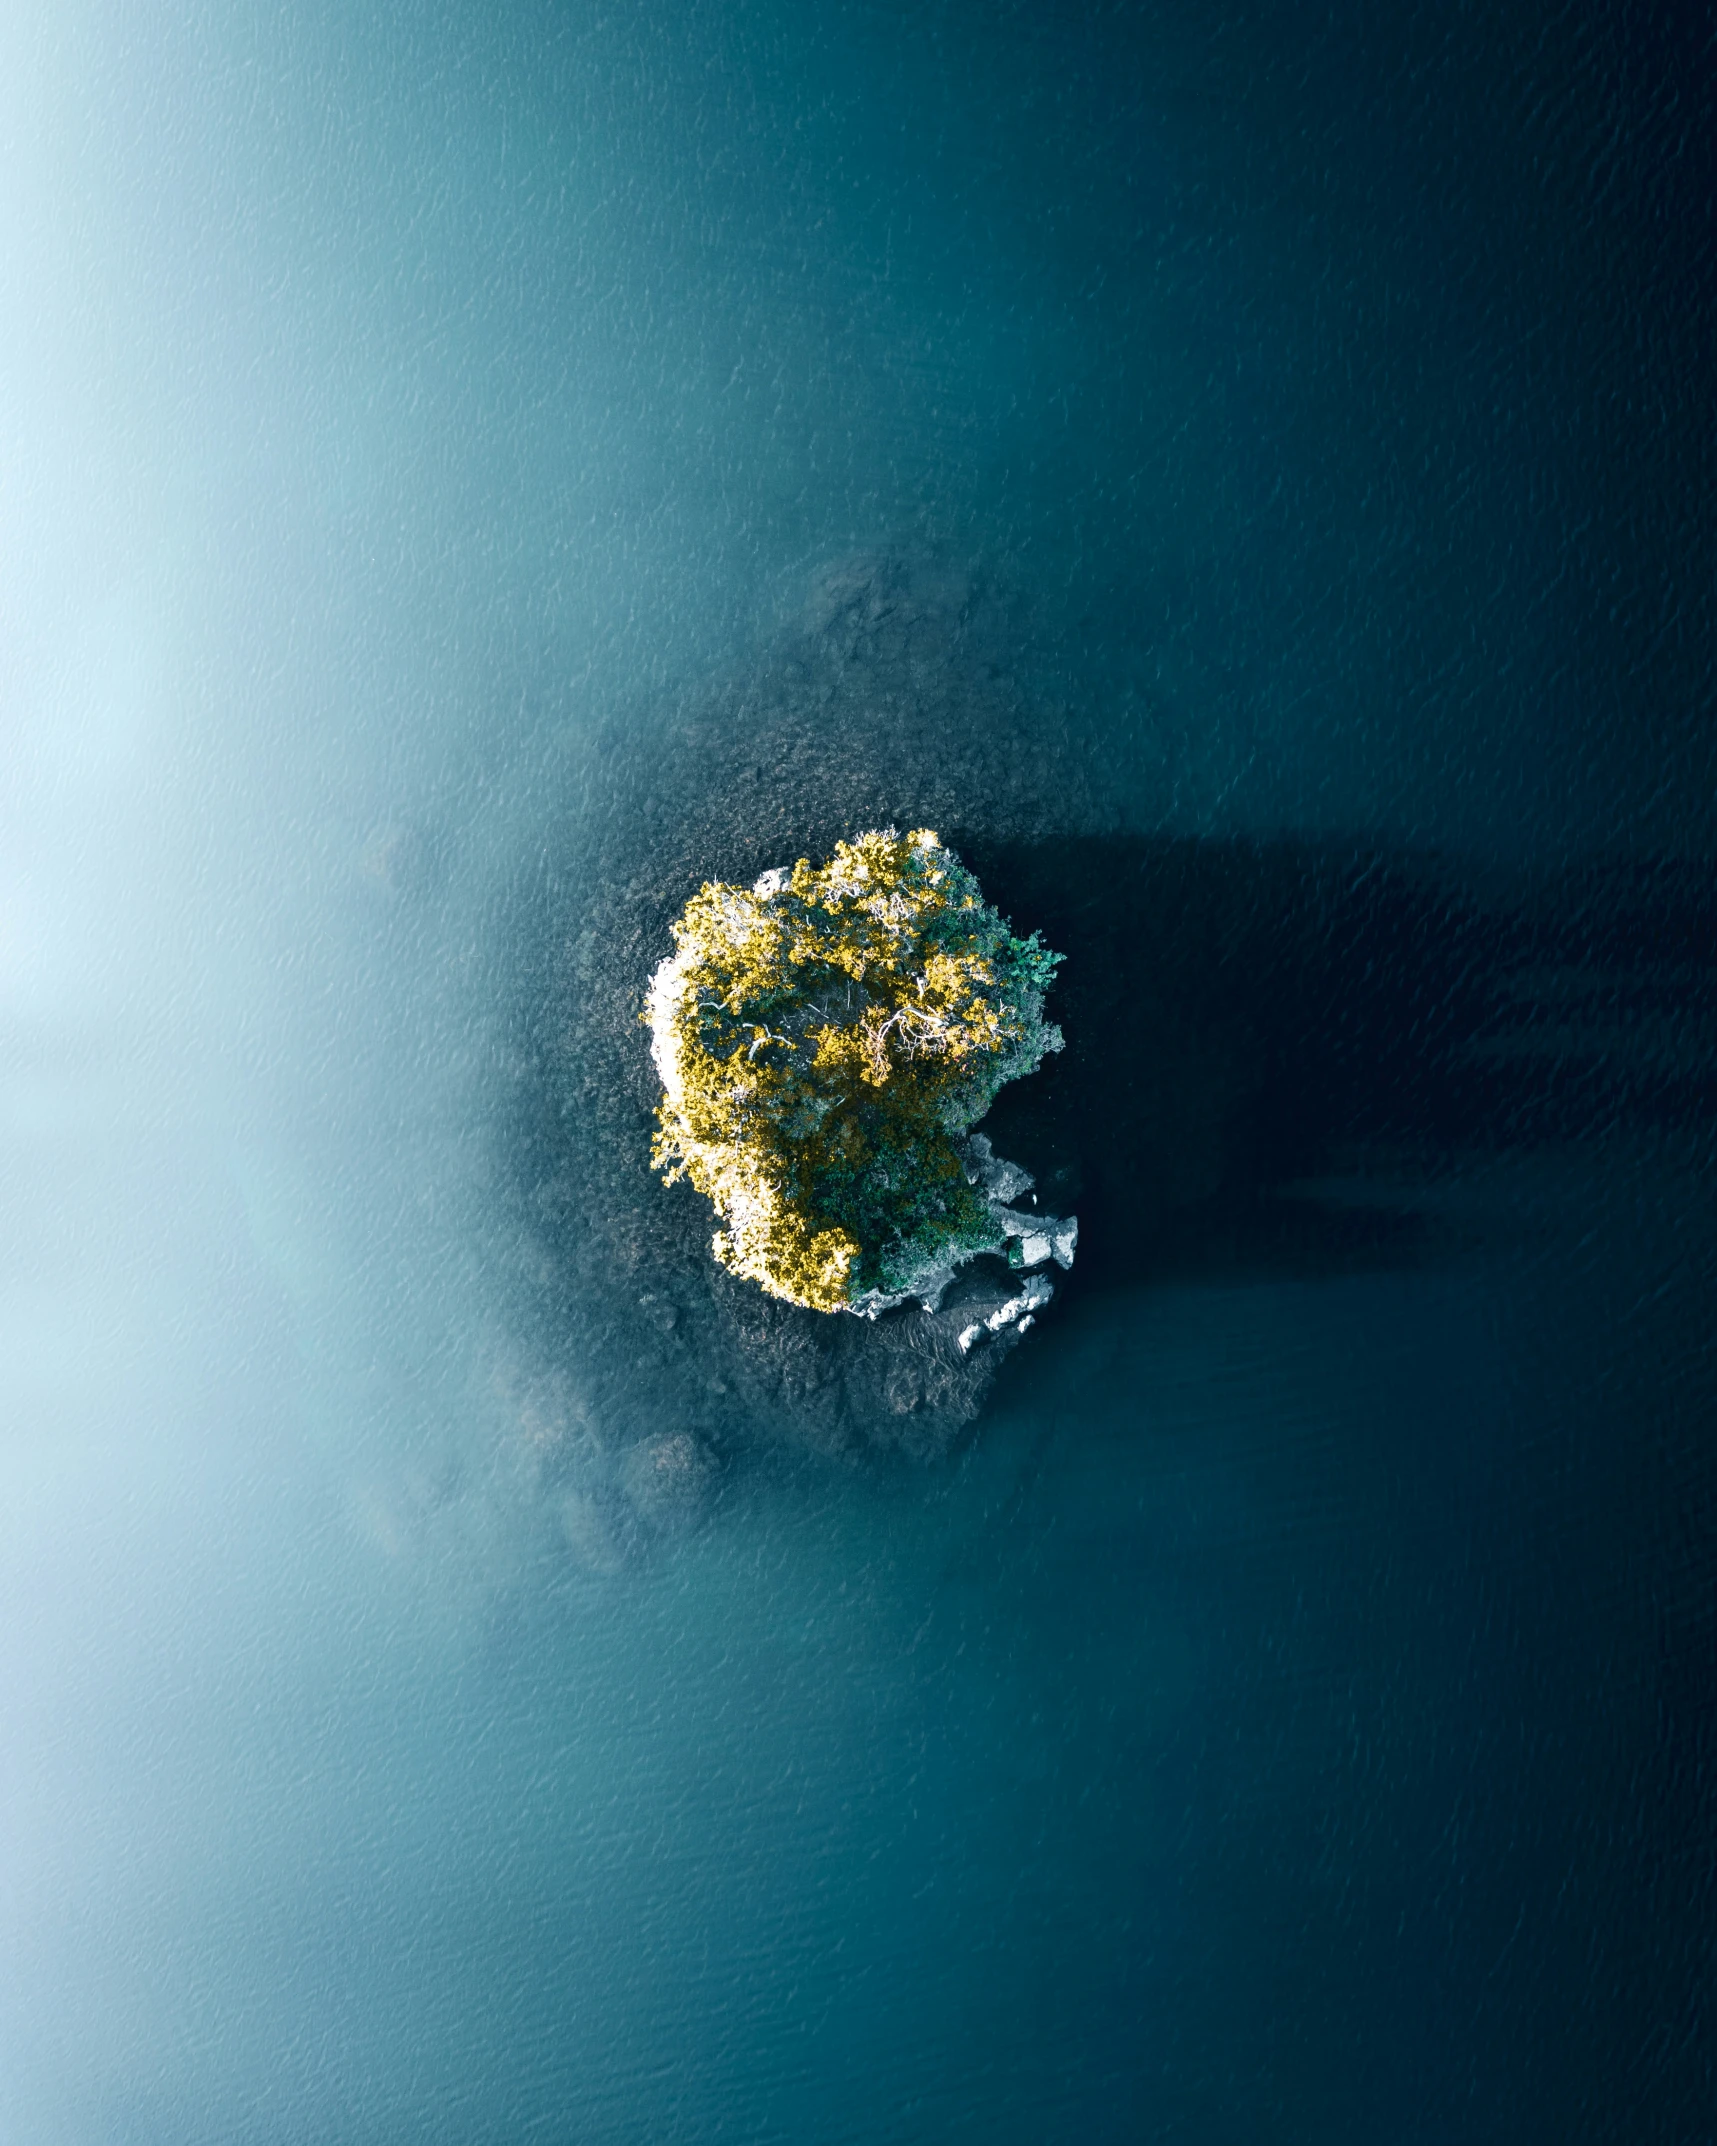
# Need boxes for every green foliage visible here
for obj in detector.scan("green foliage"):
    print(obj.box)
[646,829,1064,1312]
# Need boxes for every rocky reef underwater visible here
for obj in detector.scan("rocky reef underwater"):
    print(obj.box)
[488,555,1112,1553]
[483,550,1717,1568]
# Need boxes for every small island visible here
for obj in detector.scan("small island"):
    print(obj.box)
[646,828,1076,1319]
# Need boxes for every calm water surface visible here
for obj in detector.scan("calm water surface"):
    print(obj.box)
[3,2,1711,2139]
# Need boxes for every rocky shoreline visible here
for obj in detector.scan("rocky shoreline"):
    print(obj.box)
[484,554,1111,1554]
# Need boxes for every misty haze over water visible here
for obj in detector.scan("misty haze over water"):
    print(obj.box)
[3,3,1713,2140]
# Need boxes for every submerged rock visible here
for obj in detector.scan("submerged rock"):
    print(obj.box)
[495,551,1110,1464]
[556,1488,630,1574]
[620,1430,717,1533]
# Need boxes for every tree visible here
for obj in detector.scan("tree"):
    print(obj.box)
[647,829,1064,1312]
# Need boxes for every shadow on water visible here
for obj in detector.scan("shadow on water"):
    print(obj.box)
[949,833,1717,1288]
[493,789,1715,1469]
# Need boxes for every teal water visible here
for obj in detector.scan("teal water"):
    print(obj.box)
[3,3,1712,2139]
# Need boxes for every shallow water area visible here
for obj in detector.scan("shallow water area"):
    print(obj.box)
[9,1139,1708,2142]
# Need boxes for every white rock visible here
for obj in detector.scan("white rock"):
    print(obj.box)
[847,1151,1075,1319]
[960,1131,1035,1204]
[985,1271,1054,1332]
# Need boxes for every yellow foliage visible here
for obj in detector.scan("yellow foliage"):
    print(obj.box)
[646,829,1062,1312]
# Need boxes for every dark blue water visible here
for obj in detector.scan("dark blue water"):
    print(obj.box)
[3,3,1712,2140]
